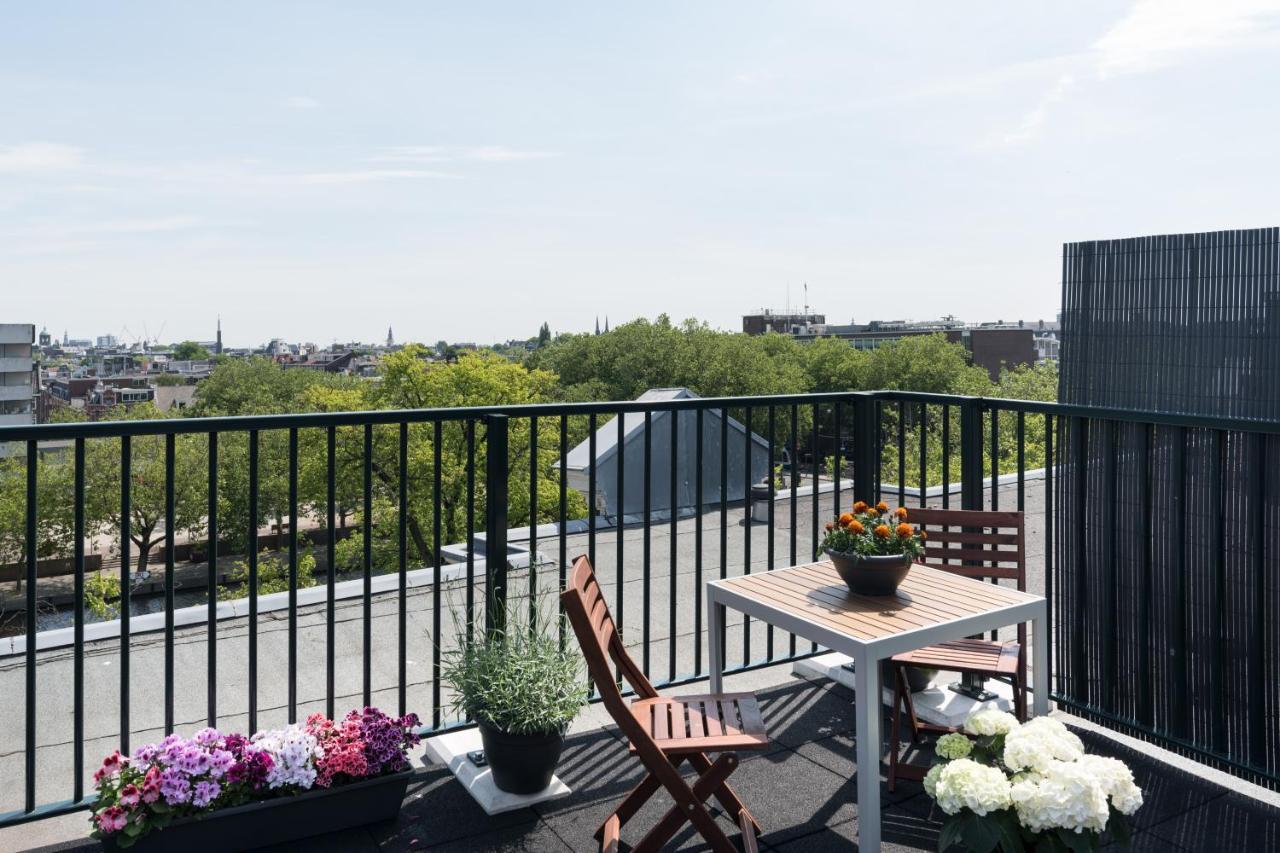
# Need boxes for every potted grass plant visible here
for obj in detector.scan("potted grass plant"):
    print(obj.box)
[442,607,587,794]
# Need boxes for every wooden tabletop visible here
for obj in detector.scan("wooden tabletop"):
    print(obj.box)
[712,561,1039,643]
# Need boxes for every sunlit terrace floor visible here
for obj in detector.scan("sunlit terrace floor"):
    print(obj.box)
[31,675,1280,853]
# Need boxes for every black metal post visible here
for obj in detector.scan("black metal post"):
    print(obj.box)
[485,414,509,634]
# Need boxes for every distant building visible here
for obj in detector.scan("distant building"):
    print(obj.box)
[742,310,826,335]
[386,326,395,348]
[283,350,357,373]
[0,324,36,428]
[38,327,51,348]
[40,375,151,421]
[96,334,119,348]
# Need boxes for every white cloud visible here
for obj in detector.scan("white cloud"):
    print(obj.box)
[291,169,459,185]
[370,145,557,164]
[285,95,321,110]
[0,142,86,173]
[1001,0,1280,146]
[1095,0,1280,77]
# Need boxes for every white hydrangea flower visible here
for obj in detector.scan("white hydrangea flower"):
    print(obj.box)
[1008,759,1109,833]
[1002,716,1084,773]
[935,732,973,760]
[963,709,1019,737]
[932,758,1013,816]
[1078,754,1144,816]
[923,763,943,798]
[250,723,322,789]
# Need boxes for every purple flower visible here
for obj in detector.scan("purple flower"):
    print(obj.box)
[192,780,221,808]
[132,744,158,764]
[159,768,192,805]
[176,745,212,775]
[208,748,235,778]
[193,727,222,747]
[227,750,274,791]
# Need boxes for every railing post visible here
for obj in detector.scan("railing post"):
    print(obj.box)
[959,398,985,510]
[851,394,877,503]
[484,414,509,635]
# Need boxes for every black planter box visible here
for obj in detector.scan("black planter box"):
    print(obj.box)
[101,769,412,852]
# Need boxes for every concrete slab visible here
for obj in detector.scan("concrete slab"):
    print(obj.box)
[422,728,571,816]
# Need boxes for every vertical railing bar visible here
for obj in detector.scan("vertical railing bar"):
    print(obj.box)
[918,402,928,507]
[398,422,408,718]
[896,400,905,506]
[719,408,728,661]
[587,413,597,570]
[874,400,883,502]
[288,427,298,722]
[1172,425,1188,738]
[766,405,776,661]
[432,420,443,728]
[1212,429,1227,754]
[810,403,819,653]
[669,407,678,682]
[325,425,336,719]
[742,405,753,664]
[642,410,652,674]
[694,407,704,675]
[205,432,216,727]
[990,404,999,512]
[24,439,37,813]
[362,423,373,708]
[73,436,85,802]
[1136,422,1151,726]
[120,435,132,752]
[942,403,951,509]
[1247,432,1266,769]
[165,433,177,734]
[245,430,257,734]
[529,417,538,625]
[789,404,798,659]
[1101,420,1117,714]
[1043,415,1054,699]
[1016,412,1026,512]
[615,410,625,684]
[558,416,568,648]
[466,420,476,646]
[832,401,842,516]
[1071,417,1088,704]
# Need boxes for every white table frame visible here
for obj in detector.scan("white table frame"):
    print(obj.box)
[706,574,1049,853]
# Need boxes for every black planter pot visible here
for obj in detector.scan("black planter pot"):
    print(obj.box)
[100,769,412,853]
[478,720,566,795]
[825,549,912,596]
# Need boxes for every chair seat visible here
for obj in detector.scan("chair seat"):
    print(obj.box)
[891,638,1020,676]
[628,693,770,755]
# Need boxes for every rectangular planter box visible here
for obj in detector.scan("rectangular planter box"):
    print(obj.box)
[102,769,412,852]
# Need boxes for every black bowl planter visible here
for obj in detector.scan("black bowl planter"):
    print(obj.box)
[478,720,566,795]
[825,549,912,596]
[100,770,412,853]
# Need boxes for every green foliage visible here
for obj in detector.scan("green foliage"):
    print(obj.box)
[169,341,210,361]
[441,606,587,735]
[149,373,188,387]
[333,499,404,574]
[85,572,121,619]
[218,551,318,598]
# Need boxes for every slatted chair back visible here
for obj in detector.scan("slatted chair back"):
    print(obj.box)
[910,508,1026,590]
[561,556,661,743]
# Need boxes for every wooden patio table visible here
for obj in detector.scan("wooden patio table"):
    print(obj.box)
[707,560,1049,852]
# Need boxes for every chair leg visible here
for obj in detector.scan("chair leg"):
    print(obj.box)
[888,668,905,793]
[633,753,739,853]
[1013,672,1027,721]
[595,765,667,842]
[686,752,762,837]
[899,666,923,743]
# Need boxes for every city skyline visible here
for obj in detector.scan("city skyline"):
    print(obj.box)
[5,2,1280,344]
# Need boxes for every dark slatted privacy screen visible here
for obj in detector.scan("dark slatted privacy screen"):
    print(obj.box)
[1056,228,1280,788]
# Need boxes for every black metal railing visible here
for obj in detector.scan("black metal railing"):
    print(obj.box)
[1,389,1277,826]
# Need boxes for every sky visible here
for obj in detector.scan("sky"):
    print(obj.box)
[3,1,1280,348]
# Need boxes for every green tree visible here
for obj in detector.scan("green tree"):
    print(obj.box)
[536,322,551,348]
[170,341,210,361]
[84,404,207,575]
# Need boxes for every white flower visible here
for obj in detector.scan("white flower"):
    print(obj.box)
[1009,759,1110,834]
[963,709,1019,737]
[931,758,1013,816]
[1002,716,1084,774]
[923,763,943,798]
[935,732,973,760]
[250,723,322,789]
[1078,754,1143,816]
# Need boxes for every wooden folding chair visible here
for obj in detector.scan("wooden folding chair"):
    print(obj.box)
[561,555,768,853]
[886,508,1028,791]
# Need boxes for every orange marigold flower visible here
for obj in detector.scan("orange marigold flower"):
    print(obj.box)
[874,524,891,539]
[838,512,854,526]
[919,528,928,540]
[895,522,913,538]
[895,507,908,520]
[875,501,889,513]
[849,519,865,534]
[866,507,879,518]
[852,501,869,513]
[825,521,835,531]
